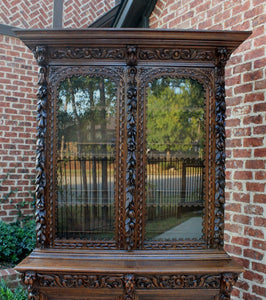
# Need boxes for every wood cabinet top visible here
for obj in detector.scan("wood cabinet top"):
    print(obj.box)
[14,28,251,50]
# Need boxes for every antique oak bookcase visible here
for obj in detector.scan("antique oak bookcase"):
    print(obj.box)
[15,29,250,300]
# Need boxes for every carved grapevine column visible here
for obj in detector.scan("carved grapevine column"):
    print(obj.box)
[214,48,232,249]
[34,46,48,248]
[125,47,138,250]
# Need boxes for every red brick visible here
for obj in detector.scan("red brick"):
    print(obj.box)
[252,240,266,251]
[233,149,251,158]
[233,62,252,74]
[245,202,264,214]
[254,148,266,157]
[246,160,265,169]
[244,92,264,103]
[254,125,266,135]
[226,223,243,234]
[253,14,266,27]
[231,235,250,246]
[196,2,211,13]
[225,244,242,255]
[233,193,250,203]
[244,48,265,61]
[254,57,266,69]
[254,217,266,227]
[226,138,242,148]
[234,171,253,180]
[254,102,266,113]
[225,14,243,28]
[243,115,263,125]
[255,79,266,90]
[243,137,264,147]
[252,262,266,274]
[252,285,266,297]
[243,292,263,300]
[255,171,266,180]
[231,288,240,298]
[244,249,264,261]
[244,70,264,82]
[253,194,266,204]
[234,83,253,94]
[227,96,242,106]
[234,257,251,270]
[244,226,264,238]
[236,279,250,291]
[226,118,241,127]
[244,270,264,284]
[232,215,251,225]
[226,160,244,168]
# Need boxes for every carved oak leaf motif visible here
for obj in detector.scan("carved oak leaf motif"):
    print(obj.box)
[135,275,221,289]
[138,49,215,61]
[49,48,126,60]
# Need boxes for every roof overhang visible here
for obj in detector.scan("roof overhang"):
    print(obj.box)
[89,0,158,28]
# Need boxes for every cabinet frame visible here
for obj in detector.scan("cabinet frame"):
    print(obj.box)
[14,28,251,300]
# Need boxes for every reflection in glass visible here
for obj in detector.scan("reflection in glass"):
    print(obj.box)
[145,77,205,240]
[57,75,117,239]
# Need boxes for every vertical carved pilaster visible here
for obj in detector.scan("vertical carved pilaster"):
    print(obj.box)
[220,273,238,300]
[125,47,137,251]
[213,48,232,249]
[24,271,39,300]
[123,274,135,300]
[34,46,48,248]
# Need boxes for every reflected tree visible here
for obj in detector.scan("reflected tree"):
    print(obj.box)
[58,75,116,202]
[147,78,205,157]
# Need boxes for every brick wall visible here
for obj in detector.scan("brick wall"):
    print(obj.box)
[150,1,266,299]
[0,0,115,223]
[63,0,115,28]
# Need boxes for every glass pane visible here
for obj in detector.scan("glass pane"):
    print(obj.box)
[56,75,117,239]
[145,77,205,240]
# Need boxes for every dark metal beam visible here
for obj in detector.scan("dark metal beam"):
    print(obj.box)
[112,0,158,28]
[53,0,64,28]
[0,24,19,37]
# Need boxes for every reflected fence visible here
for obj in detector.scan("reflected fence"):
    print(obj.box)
[57,155,203,237]
[146,156,204,221]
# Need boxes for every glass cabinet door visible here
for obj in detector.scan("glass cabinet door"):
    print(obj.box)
[144,76,206,242]
[56,75,117,240]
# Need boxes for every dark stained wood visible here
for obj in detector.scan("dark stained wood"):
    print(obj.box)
[14,29,251,299]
